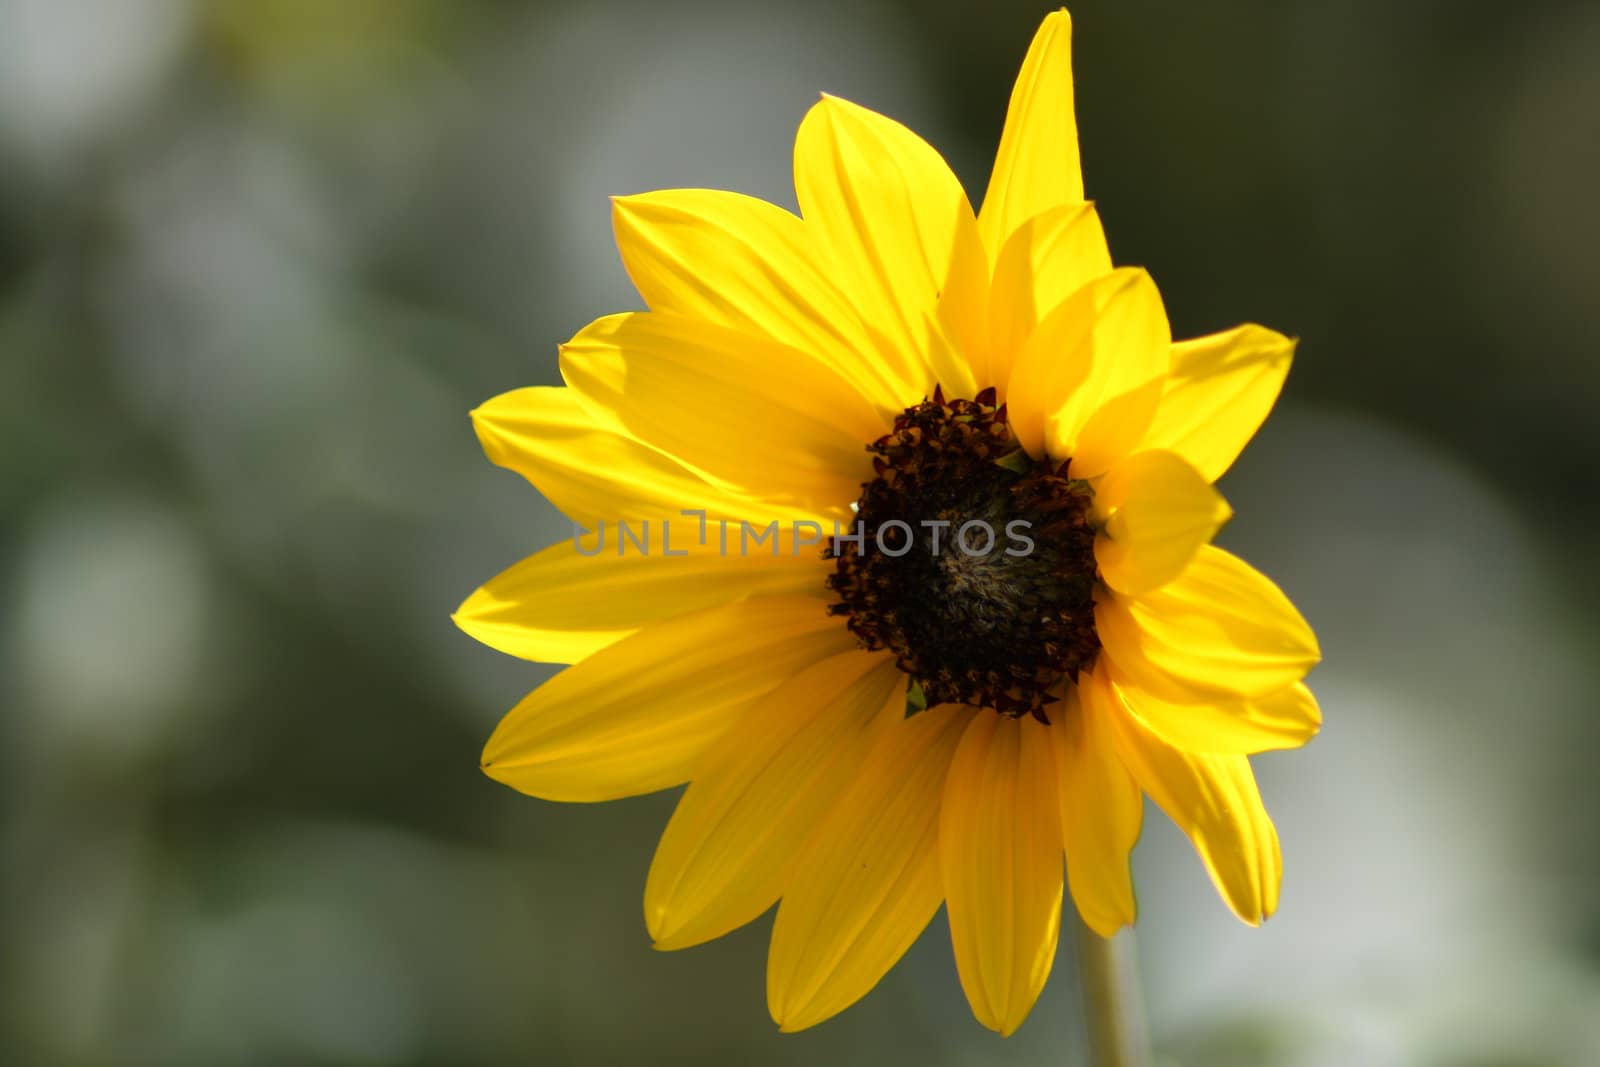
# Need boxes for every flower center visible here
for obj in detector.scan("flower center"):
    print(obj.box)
[827,388,1101,721]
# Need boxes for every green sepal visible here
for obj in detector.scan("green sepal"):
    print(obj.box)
[904,679,929,718]
[994,449,1032,475]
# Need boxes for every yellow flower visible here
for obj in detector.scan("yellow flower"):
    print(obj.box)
[457,8,1320,1037]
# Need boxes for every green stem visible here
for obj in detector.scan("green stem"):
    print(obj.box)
[1074,914,1151,1067]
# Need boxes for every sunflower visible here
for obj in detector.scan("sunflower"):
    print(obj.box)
[457,8,1320,1036]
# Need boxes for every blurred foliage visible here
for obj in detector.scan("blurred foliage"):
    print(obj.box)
[2,1,1598,1065]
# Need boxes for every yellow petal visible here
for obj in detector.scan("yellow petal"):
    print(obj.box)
[480,596,854,802]
[1093,450,1233,595]
[1138,324,1296,482]
[1053,671,1142,937]
[987,202,1111,391]
[940,713,1063,1036]
[471,386,757,524]
[1096,544,1320,703]
[645,650,902,950]
[611,189,906,411]
[1108,667,1321,755]
[560,311,879,518]
[1106,709,1282,925]
[453,524,830,664]
[922,312,982,406]
[1006,267,1169,475]
[977,10,1084,255]
[768,704,975,1032]
[793,94,987,399]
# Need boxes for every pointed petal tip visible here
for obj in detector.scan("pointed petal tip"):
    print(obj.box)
[811,91,869,114]
[766,986,793,1030]
[769,989,873,1034]
[478,759,551,799]
[450,608,489,643]
[645,901,715,952]
[768,996,807,1034]
[1217,876,1272,927]
[640,909,709,957]
[608,193,645,220]
[478,738,524,785]
[467,402,507,455]
[768,992,829,1034]
[645,920,713,953]
[994,993,1047,1037]
[1075,903,1134,940]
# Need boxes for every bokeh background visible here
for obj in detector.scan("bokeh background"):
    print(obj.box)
[3,0,1598,1064]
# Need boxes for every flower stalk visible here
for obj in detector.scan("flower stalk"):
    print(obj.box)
[1074,915,1151,1067]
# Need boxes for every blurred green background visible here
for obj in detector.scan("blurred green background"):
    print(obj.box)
[3,0,1598,1064]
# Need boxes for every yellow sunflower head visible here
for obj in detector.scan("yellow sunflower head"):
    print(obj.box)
[457,8,1320,1037]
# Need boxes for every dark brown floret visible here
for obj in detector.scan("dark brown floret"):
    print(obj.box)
[827,388,1101,721]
